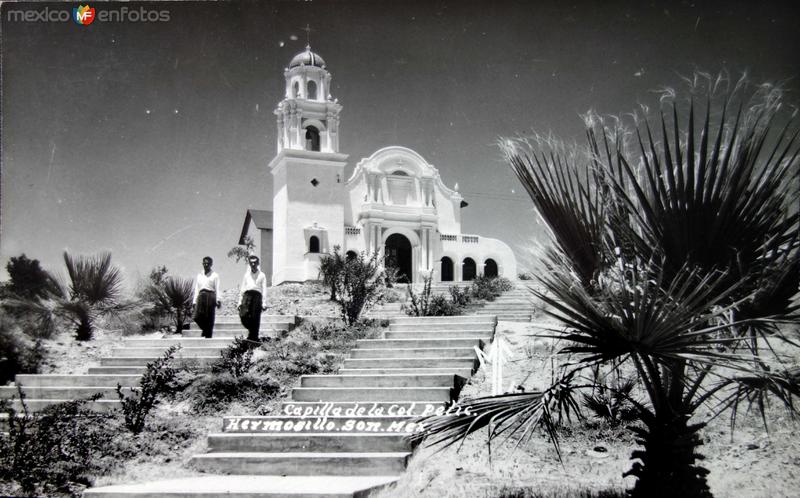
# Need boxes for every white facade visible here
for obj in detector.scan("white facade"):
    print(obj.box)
[255,46,517,285]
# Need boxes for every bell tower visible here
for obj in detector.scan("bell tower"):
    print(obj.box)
[275,45,342,153]
[269,45,348,284]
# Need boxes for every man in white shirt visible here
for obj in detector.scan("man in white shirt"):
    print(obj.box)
[193,256,221,338]
[237,255,268,341]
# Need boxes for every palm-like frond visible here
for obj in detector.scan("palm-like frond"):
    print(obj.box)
[410,378,584,460]
[501,138,608,290]
[601,95,799,301]
[63,251,123,306]
[161,277,194,310]
[536,260,746,366]
[704,367,800,432]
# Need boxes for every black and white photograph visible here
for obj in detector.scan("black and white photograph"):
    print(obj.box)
[0,1,798,497]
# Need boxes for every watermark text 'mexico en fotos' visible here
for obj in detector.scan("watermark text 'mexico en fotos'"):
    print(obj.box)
[6,5,170,24]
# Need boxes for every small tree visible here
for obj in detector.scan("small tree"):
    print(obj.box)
[227,235,256,263]
[318,245,346,301]
[5,254,59,301]
[332,249,386,325]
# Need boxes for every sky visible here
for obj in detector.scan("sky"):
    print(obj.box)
[1,0,799,290]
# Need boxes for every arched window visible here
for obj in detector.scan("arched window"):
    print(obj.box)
[441,257,454,282]
[292,81,299,98]
[484,258,498,278]
[346,251,357,261]
[305,126,320,151]
[391,170,409,176]
[462,257,477,281]
[309,236,320,253]
[307,80,317,100]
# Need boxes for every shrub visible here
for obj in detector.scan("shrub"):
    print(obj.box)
[470,276,512,301]
[378,287,404,304]
[212,337,258,378]
[302,317,384,353]
[0,393,118,497]
[187,372,279,413]
[426,294,462,316]
[318,246,346,301]
[405,274,434,316]
[406,275,465,316]
[583,374,639,426]
[116,345,179,434]
[448,285,472,307]
[137,267,192,333]
[0,316,44,384]
[331,249,386,325]
[260,338,323,376]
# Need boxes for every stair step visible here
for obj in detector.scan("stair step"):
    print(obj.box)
[87,366,148,375]
[83,475,399,498]
[213,314,296,322]
[207,433,412,452]
[300,374,457,388]
[389,323,493,331]
[190,452,410,476]
[292,386,452,402]
[100,356,219,367]
[111,347,225,357]
[356,338,482,348]
[3,398,120,412]
[384,331,492,339]
[122,338,235,348]
[181,330,283,338]
[391,316,495,324]
[221,415,420,434]
[342,357,476,370]
[200,323,293,331]
[13,374,140,388]
[350,347,475,359]
[339,367,473,377]
[0,386,132,400]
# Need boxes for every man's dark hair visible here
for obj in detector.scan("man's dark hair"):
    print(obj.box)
[203,256,213,264]
[248,255,260,263]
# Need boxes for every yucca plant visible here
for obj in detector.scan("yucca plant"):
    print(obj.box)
[61,251,125,340]
[153,276,194,333]
[414,75,800,498]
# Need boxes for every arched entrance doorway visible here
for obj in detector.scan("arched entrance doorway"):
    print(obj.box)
[440,257,454,282]
[484,258,498,278]
[385,233,413,283]
[462,257,477,281]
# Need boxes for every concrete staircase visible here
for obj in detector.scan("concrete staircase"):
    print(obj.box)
[0,315,296,413]
[83,314,497,497]
[368,281,537,322]
[467,284,536,322]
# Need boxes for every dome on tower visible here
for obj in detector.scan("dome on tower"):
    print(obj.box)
[289,45,326,69]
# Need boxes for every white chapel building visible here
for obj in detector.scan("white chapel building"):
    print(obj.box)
[239,46,518,286]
